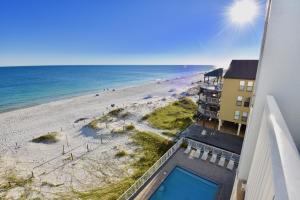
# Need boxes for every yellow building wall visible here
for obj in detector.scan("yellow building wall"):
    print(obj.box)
[219,78,254,125]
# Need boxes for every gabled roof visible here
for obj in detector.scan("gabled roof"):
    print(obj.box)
[224,60,259,80]
[205,68,223,77]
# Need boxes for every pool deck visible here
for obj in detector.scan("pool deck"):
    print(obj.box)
[133,148,236,200]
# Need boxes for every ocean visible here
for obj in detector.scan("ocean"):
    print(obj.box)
[0,65,212,113]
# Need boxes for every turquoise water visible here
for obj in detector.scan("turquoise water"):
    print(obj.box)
[150,166,219,200]
[0,65,212,112]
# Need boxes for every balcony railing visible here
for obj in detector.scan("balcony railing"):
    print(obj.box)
[200,82,222,92]
[244,96,300,200]
[198,108,218,119]
[199,94,220,105]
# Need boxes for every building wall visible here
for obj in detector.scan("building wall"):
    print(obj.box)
[219,78,254,125]
[238,0,300,181]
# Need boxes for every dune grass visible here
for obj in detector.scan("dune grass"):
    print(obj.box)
[108,108,124,117]
[147,97,197,132]
[31,132,58,144]
[0,172,33,191]
[72,131,173,200]
[125,124,135,131]
[115,150,127,158]
[88,108,126,130]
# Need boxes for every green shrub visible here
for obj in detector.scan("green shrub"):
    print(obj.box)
[147,98,196,132]
[180,141,188,148]
[141,114,149,121]
[161,131,176,137]
[108,108,124,117]
[31,132,58,144]
[125,124,135,131]
[115,150,127,158]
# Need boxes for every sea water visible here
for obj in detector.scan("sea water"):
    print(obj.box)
[0,65,212,112]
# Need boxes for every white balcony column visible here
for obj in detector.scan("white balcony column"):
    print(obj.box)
[237,123,241,136]
[218,119,222,131]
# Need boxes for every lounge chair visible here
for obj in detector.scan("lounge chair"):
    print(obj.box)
[218,156,226,167]
[201,150,209,160]
[184,144,191,154]
[201,130,207,136]
[189,149,196,158]
[193,148,201,158]
[210,153,217,163]
[227,159,235,170]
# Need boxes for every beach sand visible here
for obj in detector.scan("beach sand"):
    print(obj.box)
[0,73,202,199]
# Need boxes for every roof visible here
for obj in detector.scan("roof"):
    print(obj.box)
[205,68,223,77]
[224,60,259,80]
[181,124,243,154]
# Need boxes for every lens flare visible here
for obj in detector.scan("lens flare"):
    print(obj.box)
[228,0,259,26]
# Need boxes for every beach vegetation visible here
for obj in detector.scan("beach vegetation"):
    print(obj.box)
[115,150,127,158]
[180,141,188,148]
[31,132,59,144]
[88,119,99,129]
[0,171,33,191]
[108,108,124,117]
[72,131,173,200]
[161,131,177,137]
[41,181,63,188]
[125,124,135,131]
[147,97,197,132]
[88,108,127,130]
[140,114,150,121]
[120,112,130,119]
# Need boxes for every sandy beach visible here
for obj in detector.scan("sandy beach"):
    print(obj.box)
[0,73,202,199]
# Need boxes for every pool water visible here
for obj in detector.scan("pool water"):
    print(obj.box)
[150,167,219,200]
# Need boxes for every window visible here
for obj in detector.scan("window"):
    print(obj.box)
[236,96,243,106]
[247,81,254,92]
[242,112,248,122]
[234,111,240,120]
[244,97,251,107]
[239,81,245,91]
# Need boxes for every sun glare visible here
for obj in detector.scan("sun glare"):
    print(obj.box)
[228,0,259,26]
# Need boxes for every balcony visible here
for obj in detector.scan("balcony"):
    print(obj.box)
[200,82,222,92]
[199,94,220,105]
[198,107,218,119]
[235,96,300,200]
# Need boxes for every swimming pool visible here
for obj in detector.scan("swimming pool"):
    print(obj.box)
[149,166,219,200]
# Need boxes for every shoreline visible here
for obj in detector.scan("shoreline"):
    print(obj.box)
[0,72,202,199]
[0,72,203,114]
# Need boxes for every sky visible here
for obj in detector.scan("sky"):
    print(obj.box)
[0,0,266,67]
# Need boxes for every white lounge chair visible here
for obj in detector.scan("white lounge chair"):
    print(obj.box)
[201,130,207,135]
[184,144,191,154]
[210,153,217,163]
[227,159,235,170]
[189,149,196,158]
[201,150,209,160]
[193,148,201,158]
[218,156,226,167]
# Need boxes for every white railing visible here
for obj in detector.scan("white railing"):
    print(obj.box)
[245,96,300,200]
[185,138,240,164]
[199,95,219,105]
[117,138,184,200]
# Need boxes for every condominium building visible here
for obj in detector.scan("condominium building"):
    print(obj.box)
[218,60,258,136]
[197,68,223,123]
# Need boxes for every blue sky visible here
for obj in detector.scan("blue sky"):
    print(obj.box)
[0,0,266,67]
